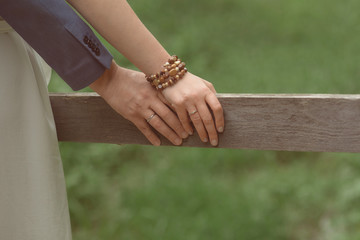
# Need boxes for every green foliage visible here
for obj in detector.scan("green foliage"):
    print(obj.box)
[49,0,360,239]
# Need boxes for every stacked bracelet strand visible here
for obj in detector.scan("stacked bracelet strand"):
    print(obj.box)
[145,55,188,91]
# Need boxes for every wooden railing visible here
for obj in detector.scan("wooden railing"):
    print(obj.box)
[50,93,360,153]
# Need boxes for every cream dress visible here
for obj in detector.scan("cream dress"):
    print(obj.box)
[0,19,72,239]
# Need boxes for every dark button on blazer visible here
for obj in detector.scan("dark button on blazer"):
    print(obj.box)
[0,0,113,90]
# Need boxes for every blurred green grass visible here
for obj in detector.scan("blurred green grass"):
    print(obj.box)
[49,0,360,239]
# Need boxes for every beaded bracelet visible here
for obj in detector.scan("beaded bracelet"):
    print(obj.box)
[145,55,188,91]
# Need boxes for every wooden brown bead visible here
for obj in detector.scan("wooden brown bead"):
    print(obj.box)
[147,56,186,91]
[169,55,177,64]
[169,69,177,76]
[181,62,186,68]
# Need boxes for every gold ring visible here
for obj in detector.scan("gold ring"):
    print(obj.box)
[189,109,198,115]
[146,113,156,123]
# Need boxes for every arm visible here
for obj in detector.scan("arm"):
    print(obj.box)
[68,0,225,146]
[0,0,187,145]
[0,0,113,90]
[67,0,169,75]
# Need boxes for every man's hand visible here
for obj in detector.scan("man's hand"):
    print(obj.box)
[90,61,188,146]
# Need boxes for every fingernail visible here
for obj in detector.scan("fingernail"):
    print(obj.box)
[203,138,208,143]
[218,127,224,133]
[175,138,182,145]
[154,140,161,146]
[188,130,193,135]
[182,132,188,139]
[211,139,218,146]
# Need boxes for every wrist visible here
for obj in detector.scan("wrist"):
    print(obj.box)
[90,60,118,95]
[145,55,188,91]
[142,52,171,76]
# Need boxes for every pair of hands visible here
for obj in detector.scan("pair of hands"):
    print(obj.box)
[90,61,224,146]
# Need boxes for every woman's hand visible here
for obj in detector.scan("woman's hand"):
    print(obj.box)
[90,61,188,146]
[67,0,224,146]
[161,72,224,146]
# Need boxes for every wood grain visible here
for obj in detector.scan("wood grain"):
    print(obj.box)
[50,93,360,153]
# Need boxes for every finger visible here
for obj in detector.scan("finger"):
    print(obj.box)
[203,80,217,94]
[196,103,218,146]
[176,107,194,136]
[151,101,188,139]
[205,93,224,133]
[144,110,182,146]
[188,107,208,143]
[133,120,161,146]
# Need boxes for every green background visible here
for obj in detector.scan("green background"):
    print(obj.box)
[49,0,360,239]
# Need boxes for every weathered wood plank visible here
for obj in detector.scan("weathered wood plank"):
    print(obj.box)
[50,93,360,153]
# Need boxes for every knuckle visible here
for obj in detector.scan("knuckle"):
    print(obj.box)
[132,101,143,110]
[186,92,197,100]
[172,98,184,107]
[203,118,213,126]
[138,124,148,132]
[151,118,162,129]
[182,91,199,103]
[191,114,202,122]
[209,132,217,138]
[135,94,152,106]
[127,107,137,117]
[198,131,207,139]
[213,103,223,113]
[123,114,133,121]
[163,111,173,120]
[175,125,184,133]
[138,89,151,100]
[182,92,192,101]
[201,86,211,93]
[180,117,190,125]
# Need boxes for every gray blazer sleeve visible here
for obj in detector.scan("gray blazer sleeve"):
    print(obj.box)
[0,0,113,90]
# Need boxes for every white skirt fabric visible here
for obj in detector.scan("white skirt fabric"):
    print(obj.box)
[0,20,72,239]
